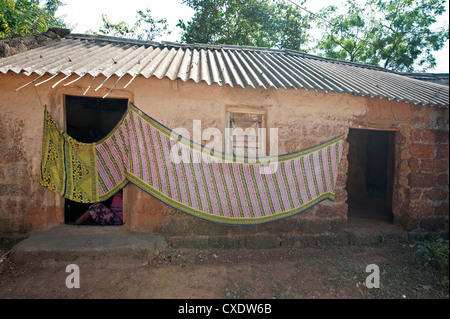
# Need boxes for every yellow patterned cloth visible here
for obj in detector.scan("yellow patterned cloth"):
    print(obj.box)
[40,103,344,225]
[40,109,99,203]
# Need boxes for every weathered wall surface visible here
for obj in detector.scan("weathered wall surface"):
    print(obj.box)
[406,104,449,232]
[0,73,62,237]
[0,71,448,247]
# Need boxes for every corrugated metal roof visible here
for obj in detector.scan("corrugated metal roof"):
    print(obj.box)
[0,33,448,107]
[399,72,449,86]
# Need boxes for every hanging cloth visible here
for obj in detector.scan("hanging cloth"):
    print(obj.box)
[40,102,344,225]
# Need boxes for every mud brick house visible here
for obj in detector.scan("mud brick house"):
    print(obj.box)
[0,30,448,248]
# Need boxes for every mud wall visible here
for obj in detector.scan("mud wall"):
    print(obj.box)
[405,104,449,232]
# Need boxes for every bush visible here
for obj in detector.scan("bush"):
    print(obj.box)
[416,234,449,289]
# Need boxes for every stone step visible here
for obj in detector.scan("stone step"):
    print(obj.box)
[9,224,167,268]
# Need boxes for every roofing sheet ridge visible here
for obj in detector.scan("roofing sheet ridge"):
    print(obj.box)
[66,34,397,74]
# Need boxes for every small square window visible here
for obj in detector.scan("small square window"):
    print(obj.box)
[226,108,267,157]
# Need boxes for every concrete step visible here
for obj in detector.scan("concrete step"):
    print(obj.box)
[9,224,167,268]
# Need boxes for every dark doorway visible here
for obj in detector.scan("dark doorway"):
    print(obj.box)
[64,95,128,224]
[346,129,395,224]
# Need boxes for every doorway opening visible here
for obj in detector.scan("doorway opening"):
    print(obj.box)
[346,128,395,225]
[64,95,128,225]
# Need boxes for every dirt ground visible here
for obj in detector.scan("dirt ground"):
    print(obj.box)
[0,241,448,300]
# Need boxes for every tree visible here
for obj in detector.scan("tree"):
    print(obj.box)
[0,0,66,39]
[369,0,449,71]
[96,8,171,41]
[315,0,449,72]
[177,0,311,51]
[314,0,371,63]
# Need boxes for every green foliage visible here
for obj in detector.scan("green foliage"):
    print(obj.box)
[177,0,311,51]
[368,0,449,71]
[315,0,449,72]
[96,8,171,41]
[178,0,448,71]
[0,0,65,39]
[315,0,372,63]
[416,235,449,289]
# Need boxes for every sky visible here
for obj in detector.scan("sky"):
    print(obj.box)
[56,0,449,73]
